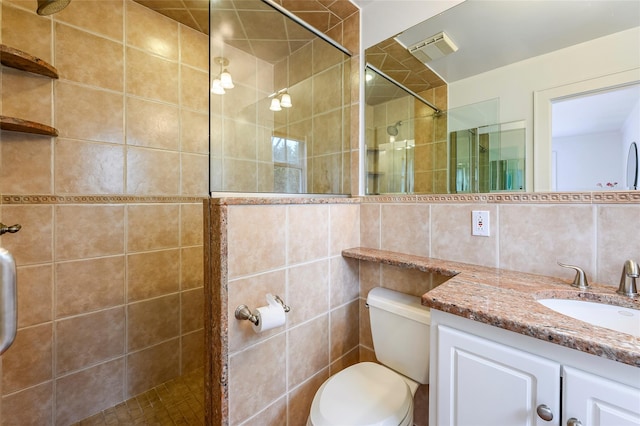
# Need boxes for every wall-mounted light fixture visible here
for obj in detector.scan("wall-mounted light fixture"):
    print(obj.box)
[211,56,234,95]
[269,88,292,111]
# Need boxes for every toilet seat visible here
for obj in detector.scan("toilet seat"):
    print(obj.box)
[308,362,413,426]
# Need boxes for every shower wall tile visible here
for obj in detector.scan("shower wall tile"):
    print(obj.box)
[55,0,124,41]
[55,23,124,92]
[55,358,125,426]
[1,0,207,422]
[329,203,359,256]
[1,382,53,426]
[126,47,179,104]
[126,338,180,397]
[181,329,204,373]
[126,0,179,60]
[181,288,204,333]
[181,246,204,290]
[54,138,125,194]
[181,152,209,196]
[55,256,125,318]
[16,265,53,328]
[55,81,125,144]
[127,295,180,351]
[125,97,180,150]
[313,65,343,115]
[2,68,52,126]
[127,249,180,302]
[126,147,180,195]
[1,323,53,394]
[1,3,52,61]
[0,132,53,194]
[127,204,180,252]
[55,205,125,260]
[180,26,208,71]
[55,307,125,374]
[0,204,53,265]
[180,203,204,246]
[180,109,209,153]
[181,65,209,112]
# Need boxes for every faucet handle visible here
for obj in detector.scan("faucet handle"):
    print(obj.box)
[557,262,589,290]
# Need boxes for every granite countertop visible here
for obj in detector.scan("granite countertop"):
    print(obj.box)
[342,247,640,368]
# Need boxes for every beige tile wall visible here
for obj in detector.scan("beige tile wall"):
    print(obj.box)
[224,202,360,425]
[0,0,207,424]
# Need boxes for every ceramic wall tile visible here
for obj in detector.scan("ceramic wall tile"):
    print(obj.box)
[287,315,329,389]
[55,0,124,41]
[127,204,179,252]
[127,249,180,302]
[127,295,180,351]
[126,1,179,60]
[55,205,125,261]
[126,147,180,195]
[16,264,53,328]
[0,132,52,194]
[55,307,125,374]
[125,97,180,150]
[0,382,53,426]
[596,205,640,286]
[126,339,180,397]
[380,204,430,257]
[1,323,52,395]
[55,256,125,318]
[55,358,125,425]
[288,259,330,327]
[287,204,329,264]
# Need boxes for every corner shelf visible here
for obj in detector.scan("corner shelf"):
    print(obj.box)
[0,45,59,137]
[0,44,59,78]
[0,116,58,136]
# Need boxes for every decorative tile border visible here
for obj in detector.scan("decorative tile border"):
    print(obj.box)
[1,194,206,205]
[363,191,640,204]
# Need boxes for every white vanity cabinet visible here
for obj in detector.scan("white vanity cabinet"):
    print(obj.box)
[430,310,640,426]
[563,366,640,425]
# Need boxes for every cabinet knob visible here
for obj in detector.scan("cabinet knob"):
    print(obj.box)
[536,404,554,421]
[567,418,583,426]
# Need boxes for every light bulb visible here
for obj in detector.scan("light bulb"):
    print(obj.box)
[280,93,292,108]
[220,69,234,89]
[269,98,282,111]
[211,78,225,95]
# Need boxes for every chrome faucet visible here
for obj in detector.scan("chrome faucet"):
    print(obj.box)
[617,259,639,297]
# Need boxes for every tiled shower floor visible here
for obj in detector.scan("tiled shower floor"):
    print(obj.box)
[72,368,204,425]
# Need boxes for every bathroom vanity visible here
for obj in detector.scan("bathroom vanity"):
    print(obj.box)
[342,248,640,426]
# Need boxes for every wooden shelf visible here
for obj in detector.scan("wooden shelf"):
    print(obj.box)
[0,116,58,136]
[0,44,59,79]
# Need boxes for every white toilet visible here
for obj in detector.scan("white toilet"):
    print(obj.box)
[307,287,431,426]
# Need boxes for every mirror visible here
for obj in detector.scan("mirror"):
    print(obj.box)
[628,142,639,190]
[209,0,353,195]
[361,0,640,194]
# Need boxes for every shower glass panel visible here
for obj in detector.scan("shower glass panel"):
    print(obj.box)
[210,0,351,195]
[450,121,525,193]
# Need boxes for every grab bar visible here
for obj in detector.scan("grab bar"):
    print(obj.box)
[0,248,17,355]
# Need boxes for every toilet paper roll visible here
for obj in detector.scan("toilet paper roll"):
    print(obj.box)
[251,304,286,333]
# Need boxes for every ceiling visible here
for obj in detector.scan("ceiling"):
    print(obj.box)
[393,0,640,83]
[136,0,359,64]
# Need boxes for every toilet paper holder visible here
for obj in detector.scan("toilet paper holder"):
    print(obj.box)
[235,295,290,325]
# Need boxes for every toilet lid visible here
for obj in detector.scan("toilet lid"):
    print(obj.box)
[309,362,412,426]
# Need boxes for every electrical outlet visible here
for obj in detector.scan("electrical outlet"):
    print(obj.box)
[472,210,490,237]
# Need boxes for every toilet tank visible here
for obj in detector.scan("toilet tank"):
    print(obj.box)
[367,287,431,384]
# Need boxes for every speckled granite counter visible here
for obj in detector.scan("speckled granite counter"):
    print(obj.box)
[342,247,640,368]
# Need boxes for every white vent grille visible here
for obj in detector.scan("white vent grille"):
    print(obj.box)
[407,32,458,63]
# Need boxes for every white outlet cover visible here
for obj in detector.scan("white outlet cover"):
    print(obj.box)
[472,210,490,237]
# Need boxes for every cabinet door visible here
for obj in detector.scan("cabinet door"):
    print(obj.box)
[563,366,640,426]
[436,325,561,426]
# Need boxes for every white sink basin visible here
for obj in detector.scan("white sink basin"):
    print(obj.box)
[538,299,640,338]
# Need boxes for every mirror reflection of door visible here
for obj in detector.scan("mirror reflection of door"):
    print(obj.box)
[627,142,639,190]
[551,83,640,191]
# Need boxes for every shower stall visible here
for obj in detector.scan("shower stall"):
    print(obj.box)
[449,121,526,193]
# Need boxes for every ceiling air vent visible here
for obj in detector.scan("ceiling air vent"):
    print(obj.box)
[407,32,458,63]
